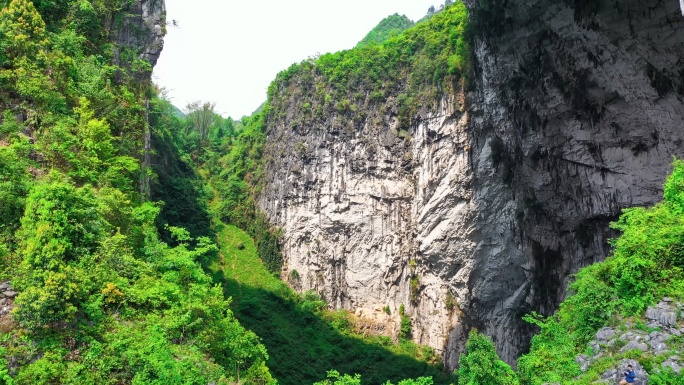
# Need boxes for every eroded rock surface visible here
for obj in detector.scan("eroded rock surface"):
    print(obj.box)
[110,0,166,73]
[260,0,684,368]
[462,0,684,363]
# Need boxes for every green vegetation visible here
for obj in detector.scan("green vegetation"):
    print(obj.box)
[269,1,471,131]
[0,0,273,383]
[0,1,468,380]
[518,160,684,384]
[18,0,684,383]
[457,330,518,385]
[208,225,454,385]
[314,370,434,385]
[205,110,283,274]
[148,94,214,242]
[356,14,414,49]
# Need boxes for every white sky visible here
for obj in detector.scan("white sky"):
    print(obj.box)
[152,0,440,118]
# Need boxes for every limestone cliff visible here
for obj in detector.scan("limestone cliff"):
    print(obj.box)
[259,0,684,368]
[110,0,166,76]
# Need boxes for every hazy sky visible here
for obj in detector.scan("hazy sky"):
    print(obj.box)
[153,0,440,118]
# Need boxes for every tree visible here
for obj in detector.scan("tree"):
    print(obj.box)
[457,330,519,385]
[0,0,49,61]
[185,100,218,150]
[0,0,53,106]
[13,181,106,329]
[18,181,105,270]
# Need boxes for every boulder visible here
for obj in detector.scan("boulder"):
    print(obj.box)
[661,359,682,374]
[599,360,648,385]
[645,302,677,328]
[619,341,648,353]
[595,327,616,342]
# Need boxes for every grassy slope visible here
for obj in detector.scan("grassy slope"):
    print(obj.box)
[207,224,454,385]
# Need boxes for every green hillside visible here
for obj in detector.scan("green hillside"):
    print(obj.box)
[356,14,414,48]
[0,0,271,383]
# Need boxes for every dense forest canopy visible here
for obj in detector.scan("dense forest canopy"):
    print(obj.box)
[0,0,273,383]
[356,13,414,49]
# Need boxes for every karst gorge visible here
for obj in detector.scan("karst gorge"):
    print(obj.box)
[0,0,683,384]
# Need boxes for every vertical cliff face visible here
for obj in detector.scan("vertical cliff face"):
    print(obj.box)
[260,0,684,367]
[463,0,684,363]
[110,0,166,74]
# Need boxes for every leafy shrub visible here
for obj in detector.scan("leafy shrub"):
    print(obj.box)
[400,314,412,340]
[457,330,519,385]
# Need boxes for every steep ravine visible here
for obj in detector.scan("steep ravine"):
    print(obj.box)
[259,0,684,369]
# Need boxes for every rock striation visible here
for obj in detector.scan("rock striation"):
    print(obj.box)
[110,0,166,74]
[462,0,684,364]
[260,0,684,368]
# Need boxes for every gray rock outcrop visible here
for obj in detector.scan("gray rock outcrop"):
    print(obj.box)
[259,0,684,368]
[0,282,15,318]
[646,298,678,328]
[110,0,166,75]
[597,361,648,385]
[579,299,684,381]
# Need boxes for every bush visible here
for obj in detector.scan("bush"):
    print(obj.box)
[457,330,519,385]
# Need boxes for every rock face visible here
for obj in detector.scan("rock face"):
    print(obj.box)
[110,0,166,72]
[260,0,684,368]
[462,0,684,363]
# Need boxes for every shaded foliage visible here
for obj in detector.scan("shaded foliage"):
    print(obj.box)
[207,110,283,274]
[213,225,454,385]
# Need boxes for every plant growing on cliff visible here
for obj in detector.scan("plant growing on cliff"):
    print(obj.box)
[410,275,420,303]
[445,292,457,312]
[457,330,519,385]
[268,1,471,131]
[396,303,412,340]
